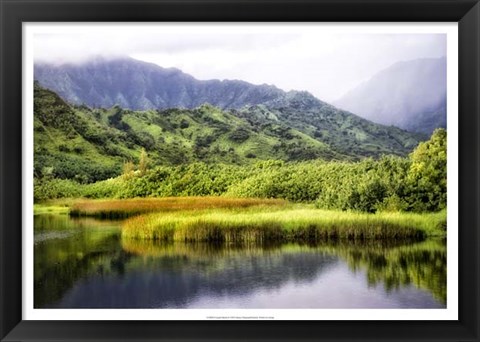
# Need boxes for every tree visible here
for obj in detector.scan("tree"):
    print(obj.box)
[138,148,149,176]
[122,160,135,180]
[406,128,447,212]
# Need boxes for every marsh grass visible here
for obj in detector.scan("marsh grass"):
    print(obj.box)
[70,197,287,219]
[122,208,446,242]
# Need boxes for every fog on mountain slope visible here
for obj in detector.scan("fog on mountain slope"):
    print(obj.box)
[34,56,286,111]
[34,55,433,150]
[333,57,446,135]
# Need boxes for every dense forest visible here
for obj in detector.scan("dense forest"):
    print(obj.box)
[34,80,446,214]
[35,127,446,214]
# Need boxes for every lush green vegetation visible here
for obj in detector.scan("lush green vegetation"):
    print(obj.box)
[35,128,447,217]
[121,207,446,242]
[33,80,447,308]
[34,83,424,183]
[34,82,447,224]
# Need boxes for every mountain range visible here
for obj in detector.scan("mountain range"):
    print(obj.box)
[334,57,446,134]
[34,56,285,110]
[33,77,423,182]
[35,56,447,135]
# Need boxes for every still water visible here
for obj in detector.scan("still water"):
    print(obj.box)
[34,214,446,309]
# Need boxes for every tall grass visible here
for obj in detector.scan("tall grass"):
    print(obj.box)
[122,208,446,242]
[70,197,287,219]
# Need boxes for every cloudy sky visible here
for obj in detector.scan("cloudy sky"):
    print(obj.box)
[32,23,447,102]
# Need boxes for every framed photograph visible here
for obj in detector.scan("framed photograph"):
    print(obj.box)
[1,0,479,341]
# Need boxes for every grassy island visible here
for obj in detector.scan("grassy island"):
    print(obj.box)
[121,205,446,243]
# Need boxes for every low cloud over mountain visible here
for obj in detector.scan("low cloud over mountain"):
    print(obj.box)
[334,57,446,134]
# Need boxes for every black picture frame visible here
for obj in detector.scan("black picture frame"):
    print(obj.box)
[1,0,479,341]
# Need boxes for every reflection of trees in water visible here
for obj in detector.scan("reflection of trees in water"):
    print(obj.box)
[334,240,446,304]
[34,233,133,307]
[47,242,339,308]
[117,239,446,307]
[34,214,446,308]
[34,215,129,307]
[34,214,120,233]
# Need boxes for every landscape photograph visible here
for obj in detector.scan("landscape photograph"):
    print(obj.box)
[32,25,448,311]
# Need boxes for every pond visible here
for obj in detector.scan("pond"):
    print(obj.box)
[34,214,446,309]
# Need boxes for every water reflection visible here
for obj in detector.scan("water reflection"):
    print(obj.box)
[34,214,446,309]
[335,241,446,303]
[34,215,126,307]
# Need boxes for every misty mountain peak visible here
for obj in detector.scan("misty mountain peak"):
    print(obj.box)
[334,57,446,134]
[34,56,287,111]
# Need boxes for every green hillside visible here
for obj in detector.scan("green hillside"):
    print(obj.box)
[34,83,424,183]
[240,91,424,158]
